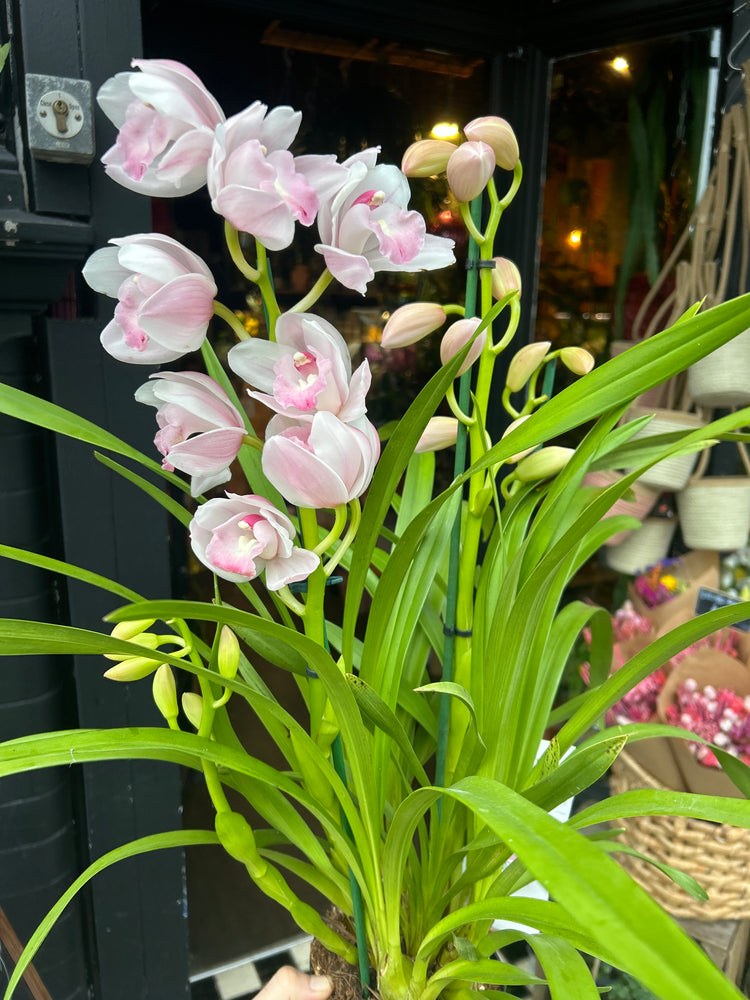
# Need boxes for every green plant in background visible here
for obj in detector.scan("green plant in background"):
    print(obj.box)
[2,57,750,1000]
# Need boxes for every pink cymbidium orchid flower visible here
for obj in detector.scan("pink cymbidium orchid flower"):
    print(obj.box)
[228,312,370,423]
[314,148,455,295]
[207,103,345,250]
[82,233,217,364]
[97,58,225,196]
[262,412,380,509]
[189,493,319,588]
[135,372,246,497]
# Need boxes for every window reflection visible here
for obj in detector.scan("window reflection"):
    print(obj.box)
[536,32,716,367]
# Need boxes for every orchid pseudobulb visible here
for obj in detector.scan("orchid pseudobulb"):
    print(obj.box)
[82,233,217,364]
[189,493,319,588]
[135,371,246,497]
[229,312,370,423]
[97,58,225,196]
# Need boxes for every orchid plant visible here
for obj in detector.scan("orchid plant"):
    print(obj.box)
[4,57,750,1000]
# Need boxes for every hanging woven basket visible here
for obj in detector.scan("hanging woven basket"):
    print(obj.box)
[627,405,705,492]
[581,470,659,546]
[687,327,750,408]
[604,516,677,575]
[677,441,750,551]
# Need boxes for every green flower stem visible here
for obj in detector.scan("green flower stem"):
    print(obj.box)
[298,506,328,735]
[254,241,281,340]
[288,269,334,313]
[445,383,474,425]
[331,736,371,996]
[224,222,260,282]
[298,504,370,995]
[435,195,483,794]
[171,616,232,814]
[273,585,307,617]
[242,434,264,452]
[213,300,251,341]
[324,499,361,577]
[489,293,521,356]
[314,504,348,556]
[519,362,550,416]
[458,201,485,244]
[496,160,524,211]
[443,303,466,316]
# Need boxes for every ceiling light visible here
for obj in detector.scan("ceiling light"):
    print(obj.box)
[431,122,459,140]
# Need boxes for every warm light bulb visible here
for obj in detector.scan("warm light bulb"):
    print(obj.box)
[431,122,459,140]
[567,229,583,248]
[611,56,629,73]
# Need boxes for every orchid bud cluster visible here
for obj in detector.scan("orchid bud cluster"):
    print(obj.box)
[401,116,520,204]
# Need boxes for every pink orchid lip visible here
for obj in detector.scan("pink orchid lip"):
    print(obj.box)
[189,493,319,588]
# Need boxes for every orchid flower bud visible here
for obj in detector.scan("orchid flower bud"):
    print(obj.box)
[414,417,458,454]
[560,346,595,376]
[218,626,240,681]
[506,341,551,393]
[464,116,520,170]
[110,619,156,642]
[440,317,486,376]
[381,303,447,349]
[104,631,161,661]
[501,415,535,463]
[103,655,163,681]
[491,257,522,301]
[401,139,456,177]
[515,446,574,483]
[152,664,179,723]
[446,141,495,202]
[182,692,204,730]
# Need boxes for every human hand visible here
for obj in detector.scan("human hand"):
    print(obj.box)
[255,965,333,1000]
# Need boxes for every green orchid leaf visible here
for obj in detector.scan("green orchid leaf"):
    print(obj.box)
[345,673,429,786]
[95,451,193,526]
[0,726,375,911]
[451,934,479,962]
[524,735,627,812]
[596,840,708,901]
[528,935,601,1000]
[425,957,544,994]
[396,451,436,534]
[0,544,142,603]
[0,381,189,490]
[386,778,747,1000]
[570,785,750,831]
[104,598,383,887]
[2,830,219,1000]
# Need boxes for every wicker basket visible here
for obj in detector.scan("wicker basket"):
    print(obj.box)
[609,750,750,920]
[626,405,705,491]
[677,441,750,552]
[603,516,677,575]
[581,470,659,546]
[688,328,750,408]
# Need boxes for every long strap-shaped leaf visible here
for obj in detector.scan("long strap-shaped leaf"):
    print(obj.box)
[0,382,191,492]
[2,830,218,1000]
[384,776,747,1000]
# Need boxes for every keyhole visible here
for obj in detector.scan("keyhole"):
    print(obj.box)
[52,98,69,134]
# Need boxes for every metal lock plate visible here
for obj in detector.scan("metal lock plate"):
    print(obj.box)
[25,74,94,164]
